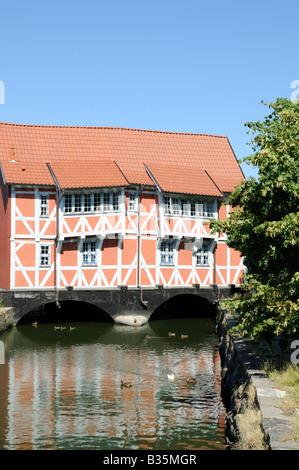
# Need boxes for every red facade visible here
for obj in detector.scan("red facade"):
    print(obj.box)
[0,123,245,290]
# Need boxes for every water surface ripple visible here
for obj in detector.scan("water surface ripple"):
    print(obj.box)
[0,318,226,450]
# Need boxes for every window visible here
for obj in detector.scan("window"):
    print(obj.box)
[103,193,110,212]
[40,194,49,217]
[64,194,72,213]
[196,241,211,266]
[112,192,119,211]
[74,194,82,213]
[182,199,189,217]
[63,191,121,214]
[40,244,51,267]
[82,240,97,266]
[164,196,171,216]
[198,202,204,217]
[190,200,196,217]
[160,239,175,265]
[94,193,101,212]
[205,200,214,218]
[161,195,216,219]
[84,193,91,212]
[128,192,137,212]
[172,198,180,216]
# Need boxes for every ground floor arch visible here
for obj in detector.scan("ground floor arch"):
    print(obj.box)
[16,300,114,325]
[149,293,217,321]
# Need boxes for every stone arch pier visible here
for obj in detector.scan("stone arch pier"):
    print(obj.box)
[0,285,233,326]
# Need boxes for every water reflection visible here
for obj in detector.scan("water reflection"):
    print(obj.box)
[0,318,226,450]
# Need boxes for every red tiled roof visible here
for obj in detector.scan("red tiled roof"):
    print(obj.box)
[49,160,128,189]
[1,160,54,186]
[0,122,244,194]
[144,162,222,197]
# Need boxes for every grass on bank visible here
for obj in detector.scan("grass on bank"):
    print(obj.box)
[266,363,299,441]
[236,409,268,450]
[232,383,269,450]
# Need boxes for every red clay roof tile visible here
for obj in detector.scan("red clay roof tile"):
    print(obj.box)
[0,122,244,194]
[49,160,128,189]
[144,162,222,197]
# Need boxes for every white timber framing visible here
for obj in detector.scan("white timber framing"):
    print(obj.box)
[9,184,244,289]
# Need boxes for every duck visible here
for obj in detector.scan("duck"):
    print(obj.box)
[121,380,133,388]
[186,377,196,384]
[167,374,176,381]
[168,332,176,337]
[181,334,189,339]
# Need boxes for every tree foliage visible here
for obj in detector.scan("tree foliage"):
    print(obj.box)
[211,98,299,340]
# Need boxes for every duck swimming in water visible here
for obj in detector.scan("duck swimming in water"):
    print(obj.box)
[121,380,133,388]
[186,377,196,384]
[167,374,176,381]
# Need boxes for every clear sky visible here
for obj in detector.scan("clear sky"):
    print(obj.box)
[0,0,298,179]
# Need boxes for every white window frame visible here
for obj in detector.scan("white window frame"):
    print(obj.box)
[84,193,91,212]
[74,193,82,213]
[163,196,171,216]
[163,194,216,219]
[64,194,73,213]
[190,200,196,217]
[93,193,100,212]
[160,239,175,266]
[63,191,120,214]
[102,192,110,213]
[128,191,137,212]
[81,239,98,266]
[195,240,211,266]
[112,192,119,212]
[39,194,49,218]
[172,197,181,216]
[205,200,214,218]
[40,243,51,267]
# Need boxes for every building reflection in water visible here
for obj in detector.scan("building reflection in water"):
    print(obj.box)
[0,320,226,450]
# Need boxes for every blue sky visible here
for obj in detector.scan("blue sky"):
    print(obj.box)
[0,0,298,179]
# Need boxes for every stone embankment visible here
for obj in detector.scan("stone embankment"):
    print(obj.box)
[0,307,14,333]
[217,308,299,450]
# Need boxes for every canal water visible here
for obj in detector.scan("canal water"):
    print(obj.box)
[0,318,226,450]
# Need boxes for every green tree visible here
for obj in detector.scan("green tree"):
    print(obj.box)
[211,98,299,340]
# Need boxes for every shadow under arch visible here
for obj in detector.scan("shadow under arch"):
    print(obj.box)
[149,294,217,322]
[16,300,114,325]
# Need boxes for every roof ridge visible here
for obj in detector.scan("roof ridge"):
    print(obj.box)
[0,121,227,138]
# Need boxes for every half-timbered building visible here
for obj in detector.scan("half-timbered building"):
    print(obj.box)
[0,122,245,291]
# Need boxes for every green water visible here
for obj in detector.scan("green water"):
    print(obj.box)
[0,318,226,450]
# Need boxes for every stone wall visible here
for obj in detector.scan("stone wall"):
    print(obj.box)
[0,307,14,333]
[216,308,270,450]
[0,286,227,325]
